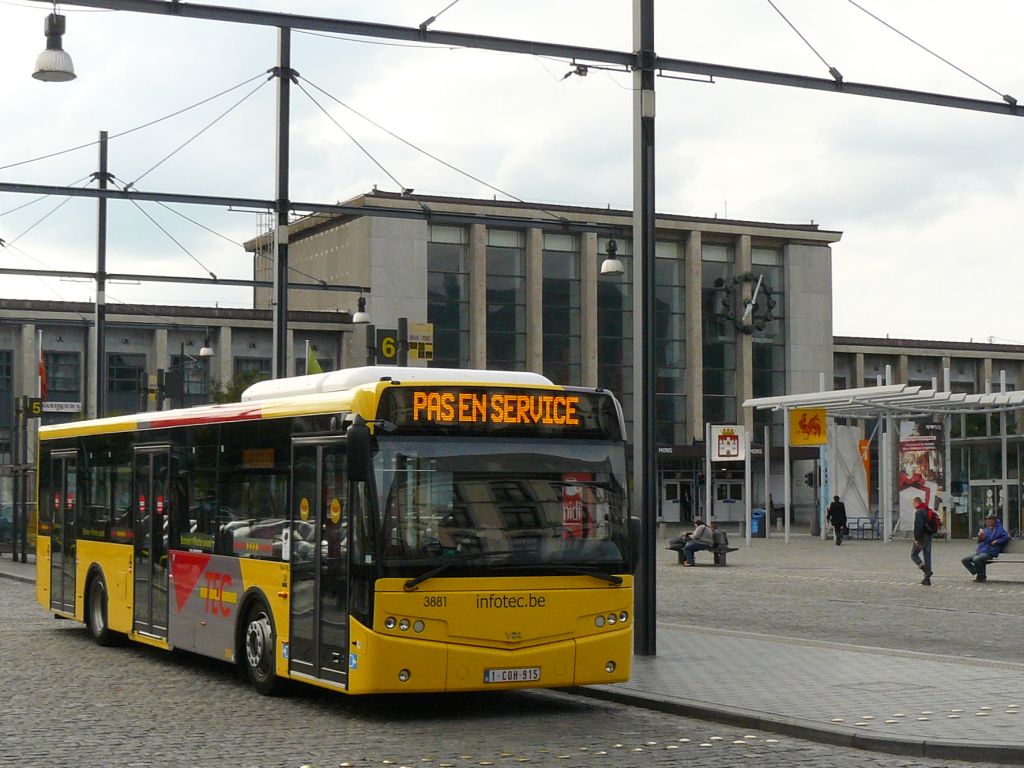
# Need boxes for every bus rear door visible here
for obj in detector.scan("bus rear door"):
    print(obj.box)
[289,440,349,687]
[133,446,170,639]
[49,450,77,615]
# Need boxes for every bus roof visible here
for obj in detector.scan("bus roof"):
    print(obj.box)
[241,366,553,402]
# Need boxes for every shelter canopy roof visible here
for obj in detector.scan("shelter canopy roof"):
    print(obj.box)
[743,384,1024,420]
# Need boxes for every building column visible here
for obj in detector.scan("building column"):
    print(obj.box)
[526,228,544,374]
[685,230,703,443]
[983,357,994,392]
[898,354,909,385]
[215,326,233,387]
[469,223,487,369]
[735,234,753,433]
[581,232,599,388]
[19,324,36,398]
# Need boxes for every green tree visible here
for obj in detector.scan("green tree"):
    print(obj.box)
[210,369,267,404]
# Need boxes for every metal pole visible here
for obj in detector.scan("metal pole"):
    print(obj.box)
[272,27,292,379]
[744,428,752,546]
[1001,370,1008,528]
[398,317,409,367]
[764,424,771,539]
[20,397,30,562]
[783,406,791,543]
[95,130,108,417]
[705,422,712,524]
[631,0,657,657]
[10,398,20,561]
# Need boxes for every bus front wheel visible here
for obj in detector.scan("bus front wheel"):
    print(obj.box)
[86,575,117,647]
[243,602,279,695]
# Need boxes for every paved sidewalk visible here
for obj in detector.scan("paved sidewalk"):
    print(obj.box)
[7,542,1024,764]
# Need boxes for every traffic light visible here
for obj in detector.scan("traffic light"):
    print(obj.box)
[804,471,816,487]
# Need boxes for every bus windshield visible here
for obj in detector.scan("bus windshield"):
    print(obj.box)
[377,438,628,578]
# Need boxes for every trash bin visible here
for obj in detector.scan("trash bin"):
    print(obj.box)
[751,508,766,538]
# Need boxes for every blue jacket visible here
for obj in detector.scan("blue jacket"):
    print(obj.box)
[977,521,1011,557]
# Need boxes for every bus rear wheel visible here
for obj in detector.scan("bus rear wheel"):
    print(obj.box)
[87,575,117,647]
[243,603,279,695]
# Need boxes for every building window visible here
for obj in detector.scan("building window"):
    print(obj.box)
[702,243,736,424]
[107,353,147,416]
[655,242,685,445]
[542,233,581,385]
[0,350,11,465]
[233,357,273,383]
[751,248,785,443]
[597,237,633,437]
[170,355,211,408]
[43,351,82,426]
[427,225,470,368]
[486,230,526,371]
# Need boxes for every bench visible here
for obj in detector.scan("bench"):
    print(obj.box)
[980,538,1024,569]
[672,531,738,567]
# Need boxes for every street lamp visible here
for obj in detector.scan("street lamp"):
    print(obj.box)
[600,237,624,276]
[352,296,370,324]
[32,12,76,82]
[198,334,215,357]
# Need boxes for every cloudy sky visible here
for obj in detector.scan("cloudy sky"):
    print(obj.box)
[2,0,1022,343]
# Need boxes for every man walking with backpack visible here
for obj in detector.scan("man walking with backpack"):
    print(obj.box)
[911,496,938,586]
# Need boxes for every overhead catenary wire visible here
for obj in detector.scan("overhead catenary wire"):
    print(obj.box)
[124,75,272,190]
[111,178,218,280]
[0,173,93,218]
[294,80,430,216]
[764,0,843,82]
[0,71,270,174]
[2,174,96,246]
[846,0,1016,105]
[420,0,464,30]
[297,74,568,224]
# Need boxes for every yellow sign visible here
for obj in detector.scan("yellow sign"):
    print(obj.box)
[408,322,434,361]
[790,408,827,446]
[299,497,310,522]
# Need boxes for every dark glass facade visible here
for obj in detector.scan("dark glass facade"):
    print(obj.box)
[427,225,470,369]
[542,234,581,385]
[486,231,526,371]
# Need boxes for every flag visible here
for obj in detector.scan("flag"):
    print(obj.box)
[306,342,322,375]
[39,349,48,400]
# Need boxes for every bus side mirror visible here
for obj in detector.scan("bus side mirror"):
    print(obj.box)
[628,515,642,574]
[346,416,372,482]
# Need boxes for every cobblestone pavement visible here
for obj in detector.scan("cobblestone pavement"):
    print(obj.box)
[654,532,1024,663]
[0,578,1007,768]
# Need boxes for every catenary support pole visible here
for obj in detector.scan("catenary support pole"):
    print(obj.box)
[744,428,752,546]
[95,131,108,417]
[631,0,657,657]
[272,27,292,379]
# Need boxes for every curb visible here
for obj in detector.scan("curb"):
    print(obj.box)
[572,685,1024,766]
[0,566,34,585]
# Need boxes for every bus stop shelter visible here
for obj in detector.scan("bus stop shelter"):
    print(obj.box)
[743,381,1024,543]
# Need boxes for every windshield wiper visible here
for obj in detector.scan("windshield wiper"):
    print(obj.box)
[493,563,623,585]
[404,561,459,591]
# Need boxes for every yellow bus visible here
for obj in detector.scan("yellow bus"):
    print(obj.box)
[36,366,637,695]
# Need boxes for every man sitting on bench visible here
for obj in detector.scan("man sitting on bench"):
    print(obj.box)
[962,513,1010,583]
[673,518,716,568]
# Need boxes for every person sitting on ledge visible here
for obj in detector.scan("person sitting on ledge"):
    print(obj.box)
[962,513,1010,583]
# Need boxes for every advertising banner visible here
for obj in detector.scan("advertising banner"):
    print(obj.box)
[898,421,946,531]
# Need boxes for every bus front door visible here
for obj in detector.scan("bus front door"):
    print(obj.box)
[133,447,170,639]
[290,441,349,687]
[49,451,77,614]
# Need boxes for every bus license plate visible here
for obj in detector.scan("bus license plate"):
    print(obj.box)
[484,667,541,684]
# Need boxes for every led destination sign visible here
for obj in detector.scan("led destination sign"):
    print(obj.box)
[377,386,622,440]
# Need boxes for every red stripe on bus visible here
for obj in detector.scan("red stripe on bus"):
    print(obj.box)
[139,407,263,430]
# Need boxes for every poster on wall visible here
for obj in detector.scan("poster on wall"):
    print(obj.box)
[898,421,946,531]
